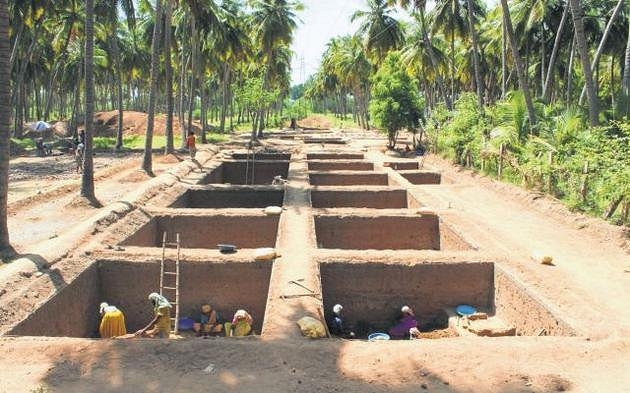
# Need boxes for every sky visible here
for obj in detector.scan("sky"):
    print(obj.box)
[290,0,410,86]
[291,0,420,85]
[289,0,497,86]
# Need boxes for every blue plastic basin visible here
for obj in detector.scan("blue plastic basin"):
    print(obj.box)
[368,332,390,341]
[456,304,477,316]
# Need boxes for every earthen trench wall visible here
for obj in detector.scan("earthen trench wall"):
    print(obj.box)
[314,215,441,250]
[9,260,272,337]
[320,262,494,330]
[120,215,280,249]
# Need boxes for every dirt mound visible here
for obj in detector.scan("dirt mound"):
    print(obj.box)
[92,111,202,137]
[298,114,334,130]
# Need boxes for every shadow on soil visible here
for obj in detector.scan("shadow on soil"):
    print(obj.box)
[34,301,571,393]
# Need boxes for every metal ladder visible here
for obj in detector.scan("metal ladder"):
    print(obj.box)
[160,232,181,334]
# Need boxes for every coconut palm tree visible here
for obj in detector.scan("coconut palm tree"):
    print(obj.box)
[432,0,468,102]
[0,0,13,255]
[95,0,135,151]
[351,0,404,62]
[249,0,301,138]
[215,0,251,133]
[387,0,451,108]
[465,0,486,108]
[141,0,164,174]
[400,17,448,110]
[164,0,175,154]
[80,0,96,201]
[568,0,598,126]
[577,0,625,105]
[499,0,537,129]
[543,1,570,102]
[620,11,630,116]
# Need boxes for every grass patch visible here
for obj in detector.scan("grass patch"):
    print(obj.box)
[92,133,230,150]
[11,138,35,149]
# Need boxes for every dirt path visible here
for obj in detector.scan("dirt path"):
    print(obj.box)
[7,152,181,252]
[407,154,630,338]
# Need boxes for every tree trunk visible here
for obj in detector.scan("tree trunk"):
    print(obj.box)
[500,0,537,129]
[178,52,188,149]
[543,4,569,102]
[619,13,630,116]
[142,0,163,173]
[501,19,507,98]
[81,0,96,201]
[164,0,174,154]
[187,17,197,143]
[466,0,484,109]
[112,35,125,151]
[578,0,623,105]
[566,34,576,106]
[418,8,450,109]
[0,0,13,253]
[569,0,599,126]
[450,27,455,103]
[220,63,230,133]
[199,55,207,144]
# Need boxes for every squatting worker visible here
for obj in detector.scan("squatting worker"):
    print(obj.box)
[99,302,127,338]
[135,292,172,338]
[388,305,418,339]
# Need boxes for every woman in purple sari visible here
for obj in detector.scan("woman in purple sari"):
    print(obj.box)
[388,305,418,338]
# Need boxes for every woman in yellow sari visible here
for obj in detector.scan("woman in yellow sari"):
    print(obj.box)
[229,309,253,337]
[135,293,172,339]
[99,302,127,338]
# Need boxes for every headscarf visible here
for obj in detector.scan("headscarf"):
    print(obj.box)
[401,305,414,316]
[99,302,118,314]
[333,304,343,315]
[232,309,253,325]
[148,292,171,308]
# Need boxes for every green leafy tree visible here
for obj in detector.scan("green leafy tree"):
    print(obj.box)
[234,76,279,135]
[369,52,424,148]
[441,92,487,165]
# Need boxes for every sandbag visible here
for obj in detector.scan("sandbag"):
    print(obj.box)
[296,316,326,339]
[263,206,283,215]
[254,247,279,261]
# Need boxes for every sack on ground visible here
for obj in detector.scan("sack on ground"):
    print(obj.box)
[296,316,326,339]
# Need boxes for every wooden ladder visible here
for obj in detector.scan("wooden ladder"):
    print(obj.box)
[160,232,181,335]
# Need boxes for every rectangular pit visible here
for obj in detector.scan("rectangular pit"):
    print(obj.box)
[307,161,374,171]
[203,161,289,185]
[314,214,440,250]
[383,161,419,170]
[169,187,285,208]
[9,260,272,337]
[306,153,364,160]
[311,189,422,209]
[309,173,389,186]
[120,214,279,249]
[320,262,574,337]
[400,171,441,185]
[231,152,291,160]
[304,137,346,144]
[321,262,492,337]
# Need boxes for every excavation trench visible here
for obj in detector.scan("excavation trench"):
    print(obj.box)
[9,259,272,338]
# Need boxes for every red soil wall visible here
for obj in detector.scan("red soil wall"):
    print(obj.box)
[320,262,494,331]
[121,215,280,249]
[314,214,440,250]
[307,161,374,171]
[311,189,409,209]
[309,173,389,186]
